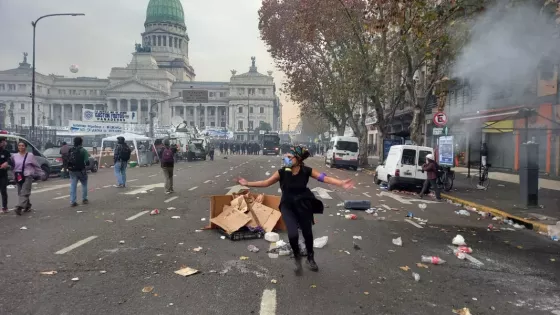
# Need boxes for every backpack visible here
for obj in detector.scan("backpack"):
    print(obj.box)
[118,144,131,162]
[161,147,174,164]
[67,147,85,171]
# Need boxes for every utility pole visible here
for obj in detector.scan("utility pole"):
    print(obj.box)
[247,89,250,142]
[149,95,182,138]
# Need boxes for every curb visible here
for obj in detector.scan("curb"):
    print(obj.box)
[441,193,550,234]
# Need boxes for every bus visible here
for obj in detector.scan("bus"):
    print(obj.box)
[262,132,281,155]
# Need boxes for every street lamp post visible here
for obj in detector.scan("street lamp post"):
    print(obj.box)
[31,13,85,135]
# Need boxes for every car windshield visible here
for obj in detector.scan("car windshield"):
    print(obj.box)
[336,141,358,152]
[43,148,61,156]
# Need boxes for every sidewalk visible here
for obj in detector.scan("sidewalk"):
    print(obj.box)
[442,174,559,233]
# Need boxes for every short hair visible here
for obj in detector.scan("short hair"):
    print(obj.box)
[0,137,6,142]
[73,137,83,146]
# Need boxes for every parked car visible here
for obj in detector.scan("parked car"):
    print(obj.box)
[186,139,207,161]
[42,146,98,175]
[374,145,433,191]
[1,133,51,182]
[325,136,360,170]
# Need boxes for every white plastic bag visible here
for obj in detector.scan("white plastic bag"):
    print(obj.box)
[313,236,329,248]
[265,232,280,242]
[452,234,466,246]
[392,237,403,246]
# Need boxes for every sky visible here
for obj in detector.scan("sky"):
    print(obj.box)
[0,0,299,130]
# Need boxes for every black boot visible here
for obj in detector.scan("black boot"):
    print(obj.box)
[306,253,319,272]
[293,255,303,275]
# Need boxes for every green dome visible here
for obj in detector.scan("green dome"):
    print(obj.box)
[145,0,185,26]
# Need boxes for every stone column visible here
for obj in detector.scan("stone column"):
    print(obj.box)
[215,106,219,127]
[204,105,208,128]
[182,105,186,121]
[61,105,65,126]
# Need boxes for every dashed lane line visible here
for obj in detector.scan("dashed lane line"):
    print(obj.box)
[128,179,139,182]
[53,195,70,200]
[259,289,277,315]
[148,174,157,178]
[215,175,221,178]
[222,171,228,174]
[404,219,423,229]
[363,192,372,198]
[189,186,198,191]
[164,196,178,203]
[34,184,70,194]
[204,180,212,184]
[55,236,98,254]
[125,210,150,221]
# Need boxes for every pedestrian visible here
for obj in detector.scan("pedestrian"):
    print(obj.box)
[418,154,442,201]
[113,136,131,188]
[67,137,90,207]
[158,139,176,194]
[219,142,224,155]
[481,142,488,167]
[60,141,70,178]
[0,137,12,213]
[237,146,354,274]
[208,143,215,161]
[11,141,43,215]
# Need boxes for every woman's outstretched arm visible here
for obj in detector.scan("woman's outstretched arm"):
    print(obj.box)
[310,168,354,189]
[238,171,280,188]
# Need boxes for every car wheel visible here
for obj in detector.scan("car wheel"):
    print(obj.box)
[91,162,98,173]
[387,176,397,191]
[41,165,50,181]
[374,173,382,185]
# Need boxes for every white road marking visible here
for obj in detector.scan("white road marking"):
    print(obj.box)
[204,180,212,184]
[164,196,178,203]
[189,186,198,191]
[405,219,423,229]
[311,187,332,199]
[381,204,391,210]
[447,245,484,266]
[215,175,221,178]
[53,195,70,200]
[222,171,228,174]
[362,192,371,198]
[34,184,70,194]
[148,174,157,178]
[126,210,150,221]
[55,236,98,254]
[259,289,277,315]
[124,183,164,195]
[103,185,111,188]
[128,179,138,182]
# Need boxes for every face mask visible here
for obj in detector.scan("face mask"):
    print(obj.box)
[283,156,293,167]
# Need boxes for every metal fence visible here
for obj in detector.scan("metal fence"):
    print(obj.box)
[3,126,58,150]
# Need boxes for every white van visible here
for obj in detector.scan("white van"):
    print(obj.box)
[325,136,359,170]
[374,145,433,190]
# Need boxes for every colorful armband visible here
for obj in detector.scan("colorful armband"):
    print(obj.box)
[317,172,326,182]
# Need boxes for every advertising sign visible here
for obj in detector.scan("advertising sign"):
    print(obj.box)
[438,136,454,166]
[68,120,123,134]
[82,110,138,123]
[183,90,209,103]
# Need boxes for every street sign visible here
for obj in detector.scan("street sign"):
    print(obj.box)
[82,110,138,123]
[433,111,448,127]
[432,127,444,136]
[182,90,209,103]
[438,136,454,166]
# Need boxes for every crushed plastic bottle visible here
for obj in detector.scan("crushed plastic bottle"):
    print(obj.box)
[313,236,329,248]
[421,255,446,265]
[392,237,403,247]
[412,272,420,282]
[457,246,473,254]
[247,245,259,253]
[454,250,466,260]
[455,210,470,216]
[345,214,357,220]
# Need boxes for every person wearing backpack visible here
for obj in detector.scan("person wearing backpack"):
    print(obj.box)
[114,136,131,188]
[158,139,177,194]
[67,137,90,207]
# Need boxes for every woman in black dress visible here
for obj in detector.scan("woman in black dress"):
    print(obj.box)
[238,146,354,274]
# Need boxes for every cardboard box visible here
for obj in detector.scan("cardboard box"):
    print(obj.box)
[208,194,286,232]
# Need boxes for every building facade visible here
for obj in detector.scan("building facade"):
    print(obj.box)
[0,0,280,141]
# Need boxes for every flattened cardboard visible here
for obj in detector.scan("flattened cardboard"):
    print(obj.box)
[210,209,251,234]
[246,202,274,230]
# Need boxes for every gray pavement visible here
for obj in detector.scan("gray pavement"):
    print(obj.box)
[0,154,559,315]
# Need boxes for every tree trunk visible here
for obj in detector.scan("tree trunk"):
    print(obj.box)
[336,125,345,136]
[409,106,425,145]
[358,133,369,167]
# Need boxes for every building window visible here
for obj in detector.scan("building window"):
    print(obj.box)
[248,88,256,95]
[179,39,182,49]
[8,84,15,91]
[18,84,26,91]
[249,107,253,114]
[237,88,245,95]
[174,37,178,48]
[190,121,194,126]
[238,121,244,131]
[189,108,194,115]
[199,107,205,115]
[37,86,42,93]
[259,88,266,95]
[221,121,226,127]
[20,117,25,125]
[221,108,226,116]
[210,122,215,127]
[0,84,4,91]
[220,92,226,97]
[209,92,216,97]
[20,103,25,110]
[158,36,161,46]
[260,107,264,114]
[238,107,243,114]
[163,36,167,46]
[200,122,205,128]
[248,121,254,130]
[153,35,156,46]
[210,108,215,115]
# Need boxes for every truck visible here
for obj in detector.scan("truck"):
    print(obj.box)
[262,132,281,155]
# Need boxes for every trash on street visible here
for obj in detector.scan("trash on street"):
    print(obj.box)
[452,307,472,315]
[353,235,362,240]
[193,247,202,252]
[392,237,403,247]
[412,272,420,282]
[271,279,277,284]
[343,200,371,210]
[20,226,28,230]
[452,235,467,246]
[345,214,357,220]
[174,267,199,277]
[71,277,80,282]
[265,232,280,242]
[416,263,429,269]
[150,209,160,215]
[239,256,249,260]
[399,266,410,271]
[455,210,470,216]
[171,216,180,219]
[40,271,57,275]
[418,203,427,210]
[421,256,446,265]
[167,207,176,210]
[247,244,259,253]
[313,236,328,248]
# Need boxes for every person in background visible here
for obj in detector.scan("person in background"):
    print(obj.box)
[67,137,90,207]
[208,143,215,161]
[237,146,354,274]
[59,142,70,178]
[114,136,131,188]
[158,139,177,194]
[11,141,43,215]
[0,137,13,213]
[418,153,442,201]
[481,142,488,167]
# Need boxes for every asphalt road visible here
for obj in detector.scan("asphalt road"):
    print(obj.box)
[0,154,559,315]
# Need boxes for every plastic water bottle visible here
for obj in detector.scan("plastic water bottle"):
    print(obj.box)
[421,255,446,265]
